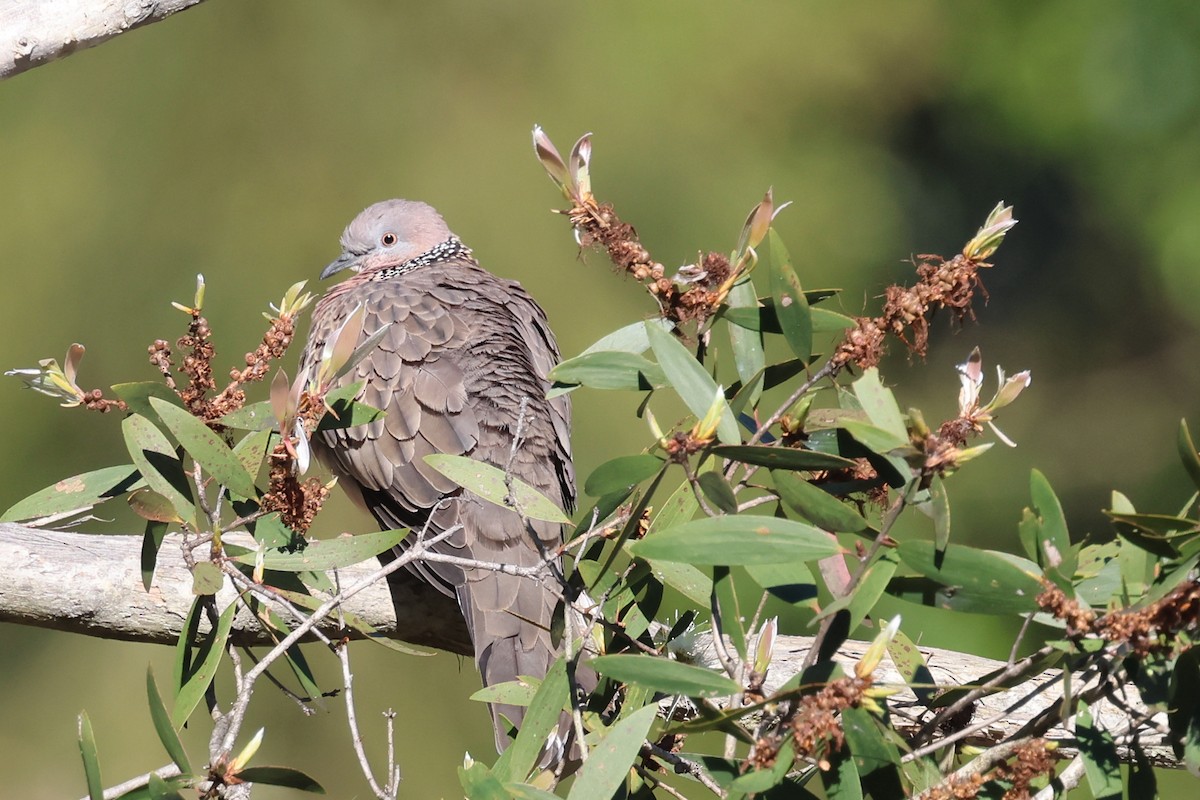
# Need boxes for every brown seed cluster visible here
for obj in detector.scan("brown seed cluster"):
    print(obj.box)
[567,199,732,327]
[176,312,217,416]
[208,314,297,420]
[1038,577,1200,657]
[746,675,869,772]
[80,387,127,413]
[662,431,712,462]
[261,443,329,534]
[833,253,989,370]
[924,739,1055,800]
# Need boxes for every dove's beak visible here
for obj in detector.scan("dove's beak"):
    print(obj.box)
[320,251,362,280]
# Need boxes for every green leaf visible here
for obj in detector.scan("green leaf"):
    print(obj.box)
[645,321,739,445]
[2,464,138,522]
[235,766,325,793]
[726,277,766,408]
[629,515,842,566]
[725,302,853,335]
[886,628,936,706]
[851,369,908,445]
[506,784,560,800]
[584,454,665,497]
[896,541,1043,614]
[146,668,191,774]
[171,599,236,728]
[1076,703,1122,798]
[713,444,855,471]
[846,552,899,631]
[647,477,699,534]
[150,397,257,498]
[190,562,223,595]
[773,470,867,532]
[216,400,276,431]
[591,654,739,697]
[641,558,713,607]
[78,710,104,800]
[232,529,408,571]
[317,381,386,431]
[548,351,667,393]
[494,657,568,783]
[1180,419,1200,492]
[917,476,951,551]
[470,678,539,707]
[173,596,202,696]
[122,414,195,524]
[841,706,901,776]
[697,471,738,513]
[1170,648,1200,776]
[129,488,183,524]
[581,318,671,355]
[422,455,570,524]
[458,760,511,800]
[141,519,169,590]
[566,703,658,800]
[767,229,812,361]
[231,428,274,485]
[823,746,863,800]
[1029,469,1075,582]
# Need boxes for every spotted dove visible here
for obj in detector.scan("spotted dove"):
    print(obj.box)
[298,199,575,755]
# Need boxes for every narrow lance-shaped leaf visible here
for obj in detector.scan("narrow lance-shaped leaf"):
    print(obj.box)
[122,414,194,524]
[423,454,570,524]
[852,368,908,445]
[629,515,843,566]
[234,766,325,793]
[78,710,104,800]
[767,229,812,361]
[773,469,867,532]
[150,398,257,499]
[645,321,740,445]
[584,453,664,498]
[146,667,192,774]
[171,599,237,728]
[493,657,569,783]
[1180,419,1200,493]
[566,703,658,800]
[1,464,138,523]
[548,350,667,394]
[591,654,739,697]
[232,529,408,571]
[897,541,1044,614]
[726,277,765,408]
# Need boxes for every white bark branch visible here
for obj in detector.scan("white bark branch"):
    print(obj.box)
[0,0,209,81]
[0,522,1181,769]
[0,522,471,653]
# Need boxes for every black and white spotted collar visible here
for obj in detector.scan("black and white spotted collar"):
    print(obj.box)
[369,237,474,281]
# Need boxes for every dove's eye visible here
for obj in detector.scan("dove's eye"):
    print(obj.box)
[381,232,398,247]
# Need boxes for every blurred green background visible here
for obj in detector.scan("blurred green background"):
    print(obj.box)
[3,2,1200,797]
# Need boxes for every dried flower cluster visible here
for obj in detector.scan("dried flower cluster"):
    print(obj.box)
[261,445,329,534]
[207,312,298,420]
[925,739,1055,800]
[533,127,740,330]
[833,253,988,370]
[1039,578,1200,656]
[747,675,870,772]
[833,204,1017,371]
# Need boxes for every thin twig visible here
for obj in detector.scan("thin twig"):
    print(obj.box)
[644,742,728,798]
[78,765,182,800]
[337,639,399,799]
